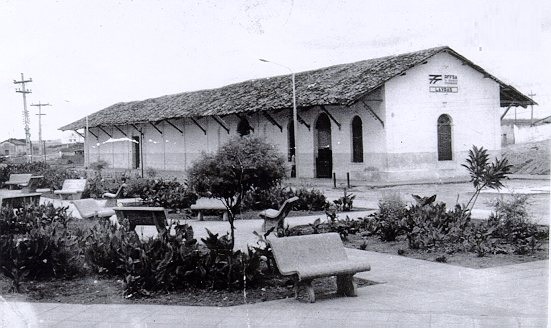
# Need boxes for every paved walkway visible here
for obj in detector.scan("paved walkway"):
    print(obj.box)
[1,251,547,327]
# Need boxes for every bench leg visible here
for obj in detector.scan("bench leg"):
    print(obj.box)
[336,274,357,297]
[222,211,229,221]
[295,280,316,303]
[197,211,204,221]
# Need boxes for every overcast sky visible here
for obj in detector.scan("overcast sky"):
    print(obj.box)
[1,0,549,142]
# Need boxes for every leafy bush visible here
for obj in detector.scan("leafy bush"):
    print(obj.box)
[364,193,407,242]
[242,186,329,212]
[242,186,295,211]
[333,190,356,212]
[0,162,80,190]
[0,205,84,292]
[125,178,198,210]
[0,204,72,235]
[401,195,472,251]
[486,194,548,255]
[293,187,330,211]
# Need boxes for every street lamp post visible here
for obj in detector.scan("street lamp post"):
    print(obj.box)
[259,59,299,178]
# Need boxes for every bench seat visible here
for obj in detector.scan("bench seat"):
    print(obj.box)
[190,198,229,221]
[269,232,371,303]
[4,174,32,189]
[71,199,116,219]
[54,179,86,200]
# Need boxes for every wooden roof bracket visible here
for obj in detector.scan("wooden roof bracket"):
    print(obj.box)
[360,100,384,128]
[149,121,163,135]
[114,125,128,137]
[190,117,207,135]
[73,130,84,138]
[320,106,341,130]
[164,119,183,134]
[98,126,112,138]
[212,115,230,134]
[131,124,143,135]
[296,114,310,131]
[500,103,516,121]
[87,128,98,139]
[263,111,282,132]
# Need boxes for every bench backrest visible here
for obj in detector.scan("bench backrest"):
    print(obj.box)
[7,174,32,184]
[71,199,101,218]
[268,233,347,275]
[277,196,299,218]
[61,179,87,192]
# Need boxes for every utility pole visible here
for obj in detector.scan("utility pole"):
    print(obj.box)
[528,91,536,126]
[30,101,51,161]
[13,73,33,159]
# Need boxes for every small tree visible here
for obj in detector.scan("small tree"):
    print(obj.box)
[188,136,286,249]
[461,146,512,214]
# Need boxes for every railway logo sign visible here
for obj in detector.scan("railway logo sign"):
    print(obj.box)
[429,74,458,93]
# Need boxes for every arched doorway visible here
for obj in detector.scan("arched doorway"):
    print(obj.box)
[315,113,332,178]
[437,114,452,161]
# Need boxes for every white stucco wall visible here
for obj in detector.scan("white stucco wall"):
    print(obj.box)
[383,51,501,180]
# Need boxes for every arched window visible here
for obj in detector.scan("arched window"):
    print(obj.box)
[237,118,252,137]
[437,114,452,161]
[351,116,363,163]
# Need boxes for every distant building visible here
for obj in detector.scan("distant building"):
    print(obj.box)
[0,138,27,156]
[61,131,84,144]
[60,46,535,182]
[502,117,551,145]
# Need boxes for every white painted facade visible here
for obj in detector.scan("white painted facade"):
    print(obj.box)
[84,52,505,182]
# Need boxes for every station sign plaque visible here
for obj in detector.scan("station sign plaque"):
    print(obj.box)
[428,74,458,93]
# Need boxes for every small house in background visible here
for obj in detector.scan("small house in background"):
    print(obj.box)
[0,138,27,156]
[502,117,551,145]
[59,46,535,182]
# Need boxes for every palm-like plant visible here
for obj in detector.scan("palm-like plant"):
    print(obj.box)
[461,146,512,214]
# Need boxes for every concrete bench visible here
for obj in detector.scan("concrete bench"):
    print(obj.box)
[20,175,44,193]
[113,206,168,233]
[4,174,32,190]
[53,179,87,200]
[71,199,116,219]
[259,196,299,232]
[268,232,371,303]
[190,198,229,221]
[102,183,126,207]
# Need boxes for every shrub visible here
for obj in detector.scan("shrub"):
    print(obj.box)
[125,178,198,210]
[333,189,355,212]
[0,206,84,292]
[486,194,548,255]
[242,186,329,212]
[293,187,330,211]
[0,204,72,235]
[189,136,286,249]
[365,193,406,241]
[0,162,80,190]
[401,195,472,251]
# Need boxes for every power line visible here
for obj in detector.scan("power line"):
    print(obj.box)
[30,101,51,160]
[13,73,33,158]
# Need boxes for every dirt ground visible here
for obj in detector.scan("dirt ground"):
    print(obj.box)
[502,140,550,175]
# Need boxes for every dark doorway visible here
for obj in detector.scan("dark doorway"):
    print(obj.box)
[315,113,332,178]
[437,114,452,161]
[132,136,140,169]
